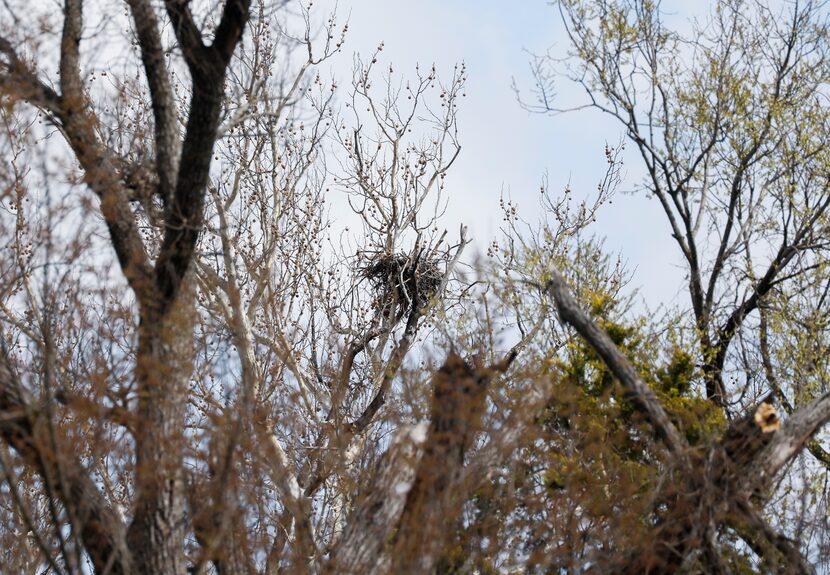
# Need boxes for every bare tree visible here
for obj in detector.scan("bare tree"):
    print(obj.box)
[0,0,480,570]
[0,0,253,570]
[3,0,830,573]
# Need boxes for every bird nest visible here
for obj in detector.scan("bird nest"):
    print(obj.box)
[360,251,443,318]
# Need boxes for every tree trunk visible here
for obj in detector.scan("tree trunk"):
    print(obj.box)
[128,281,195,574]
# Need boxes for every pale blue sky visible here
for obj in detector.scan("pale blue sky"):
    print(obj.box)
[315,1,709,309]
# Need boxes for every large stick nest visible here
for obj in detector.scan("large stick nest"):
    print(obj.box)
[360,251,443,319]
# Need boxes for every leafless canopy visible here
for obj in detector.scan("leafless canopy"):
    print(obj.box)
[1,0,830,573]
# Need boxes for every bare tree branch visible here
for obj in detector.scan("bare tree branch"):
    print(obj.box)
[544,268,688,456]
[125,0,180,203]
[750,391,830,493]
[0,338,133,574]
[154,0,251,311]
